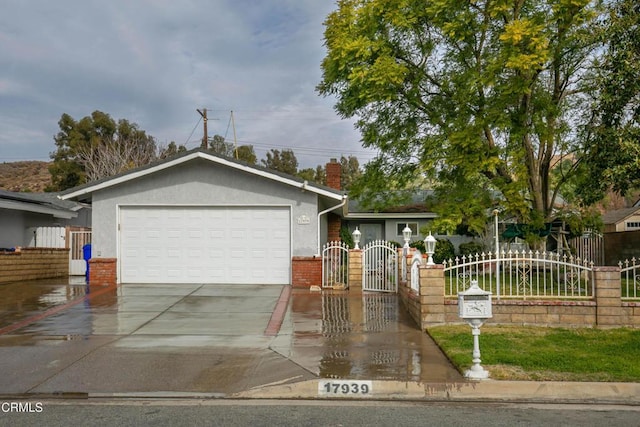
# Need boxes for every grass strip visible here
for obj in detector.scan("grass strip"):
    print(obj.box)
[428,325,640,382]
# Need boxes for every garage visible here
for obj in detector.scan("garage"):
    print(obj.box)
[119,206,291,284]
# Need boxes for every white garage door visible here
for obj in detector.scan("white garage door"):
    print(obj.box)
[119,206,291,284]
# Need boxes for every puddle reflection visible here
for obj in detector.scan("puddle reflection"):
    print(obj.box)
[0,279,119,337]
[290,291,452,382]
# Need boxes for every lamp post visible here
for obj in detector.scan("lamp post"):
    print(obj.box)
[352,227,361,250]
[424,232,436,266]
[402,224,412,281]
[493,209,501,300]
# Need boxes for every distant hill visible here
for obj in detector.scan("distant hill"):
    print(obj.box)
[0,161,52,192]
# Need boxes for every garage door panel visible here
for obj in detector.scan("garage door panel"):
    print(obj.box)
[120,206,290,284]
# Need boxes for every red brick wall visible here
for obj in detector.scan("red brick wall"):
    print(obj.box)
[328,213,342,242]
[89,258,117,287]
[292,256,322,288]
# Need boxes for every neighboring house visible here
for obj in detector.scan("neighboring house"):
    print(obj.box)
[343,190,473,250]
[60,149,346,285]
[0,189,90,249]
[602,206,640,232]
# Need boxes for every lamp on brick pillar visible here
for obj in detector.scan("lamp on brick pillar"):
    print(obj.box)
[352,227,361,250]
[425,232,436,266]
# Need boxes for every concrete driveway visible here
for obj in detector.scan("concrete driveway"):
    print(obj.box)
[0,279,461,397]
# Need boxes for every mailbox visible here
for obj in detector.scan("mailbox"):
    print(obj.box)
[458,280,492,319]
[458,280,492,380]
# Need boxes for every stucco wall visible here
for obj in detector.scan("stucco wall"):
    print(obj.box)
[0,210,25,248]
[1,207,91,248]
[90,159,322,259]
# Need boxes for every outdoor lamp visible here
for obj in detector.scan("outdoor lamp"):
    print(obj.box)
[352,227,361,250]
[425,232,436,265]
[402,224,412,248]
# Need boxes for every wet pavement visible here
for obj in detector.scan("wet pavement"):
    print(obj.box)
[274,290,461,383]
[0,279,462,396]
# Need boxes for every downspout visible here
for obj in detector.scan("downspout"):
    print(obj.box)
[317,195,347,256]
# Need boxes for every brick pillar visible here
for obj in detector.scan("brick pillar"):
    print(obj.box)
[292,256,322,288]
[419,264,445,328]
[594,266,623,327]
[89,258,117,287]
[348,249,363,291]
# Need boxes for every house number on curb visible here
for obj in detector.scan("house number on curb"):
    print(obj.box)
[318,380,373,397]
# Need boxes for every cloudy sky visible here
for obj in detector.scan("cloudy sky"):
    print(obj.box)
[0,0,374,169]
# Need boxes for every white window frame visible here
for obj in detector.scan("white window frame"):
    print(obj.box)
[397,222,419,237]
[626,221,640,230]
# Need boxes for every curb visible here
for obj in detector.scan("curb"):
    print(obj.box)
[1,381,639,405]
[233,380,640,405]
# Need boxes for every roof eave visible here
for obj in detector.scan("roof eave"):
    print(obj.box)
[60,151,344,201]
[345,212,437,220]
[0,200,77,219]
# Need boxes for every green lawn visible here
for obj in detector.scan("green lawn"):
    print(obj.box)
[428,325,640,382]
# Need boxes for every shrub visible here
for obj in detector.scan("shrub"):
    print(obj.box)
[409,240,425,252]
[339,227,354,248]
[458,241,485,257]
[434,238,455,264]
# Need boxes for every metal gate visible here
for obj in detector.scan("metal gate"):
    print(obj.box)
[69,231,92,276]
[362,240,398,292]
[322,240,349,289]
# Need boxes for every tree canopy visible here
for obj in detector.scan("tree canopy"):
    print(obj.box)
[207,134,257,165]
[261,149,299,175]
[577,0,640,204]
[318,0,614,233]
[49,111,160,190]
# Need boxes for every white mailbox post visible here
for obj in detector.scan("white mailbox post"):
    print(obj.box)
[458,280,492,380]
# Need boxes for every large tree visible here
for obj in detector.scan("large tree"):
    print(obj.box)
[577,0,640,204]
[318,0,603,233]
[50,111,157,190]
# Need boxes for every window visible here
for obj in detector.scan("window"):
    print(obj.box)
[626,221,640,230]
[397,222,418,237]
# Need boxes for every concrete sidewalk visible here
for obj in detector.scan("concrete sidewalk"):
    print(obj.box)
[0,280,638,405]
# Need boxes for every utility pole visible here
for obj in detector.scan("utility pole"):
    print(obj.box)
[231,110,238,159]
[196,108,208,149]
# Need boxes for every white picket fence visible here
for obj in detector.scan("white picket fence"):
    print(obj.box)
[26,226,66,248]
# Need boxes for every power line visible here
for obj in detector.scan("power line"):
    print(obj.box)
[184,116,202,147]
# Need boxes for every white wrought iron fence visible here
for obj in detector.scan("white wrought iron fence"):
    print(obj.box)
[619,257,639,301]
[410,250,422,292]
[322,240,349,289]
[443,250,594,300]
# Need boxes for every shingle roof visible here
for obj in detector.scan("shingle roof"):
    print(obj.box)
[602,206,640,225]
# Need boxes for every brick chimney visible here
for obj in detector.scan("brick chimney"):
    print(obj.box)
[325,158,342,242]
[326,158,341,190]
